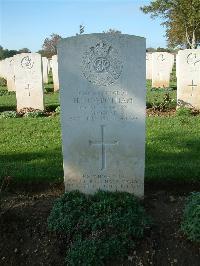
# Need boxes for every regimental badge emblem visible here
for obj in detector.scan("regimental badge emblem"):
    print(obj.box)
[157,54,165,62]
[81,40,123,86]
[21,56,34,69]
[187,53,200,66]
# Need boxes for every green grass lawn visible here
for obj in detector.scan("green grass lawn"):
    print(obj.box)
[0,115,199,183]
[0,116,63,182]
[146,116,200,181]
[0,75,199,184]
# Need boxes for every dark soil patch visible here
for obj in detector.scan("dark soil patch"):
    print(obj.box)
[146,108,200,117]
[147,108,176,117]
[0,182,199,266]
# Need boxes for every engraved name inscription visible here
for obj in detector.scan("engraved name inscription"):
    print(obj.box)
[68,89,138,122]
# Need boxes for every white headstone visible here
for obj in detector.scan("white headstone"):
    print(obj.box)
[52,55,59,91]
[0,60,6,79]
[152,52,174,88]
[42,57,48,83]
[5,57,16,91]
[177,49,200,109]
[58,34,146,197]
[14,53,44,111]
[146,53,152,79]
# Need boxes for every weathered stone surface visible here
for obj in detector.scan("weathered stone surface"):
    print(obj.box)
[177,49,200,109]
[58,34,146,197]
[152,52,174,88]
[14,53,44,111]
[52,55,59,91]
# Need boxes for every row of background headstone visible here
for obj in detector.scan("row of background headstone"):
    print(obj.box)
[0,53,59,111]
[0,50,199,111]
[146,52,174,86]
[146,50,200,109]
[0,54,59,92]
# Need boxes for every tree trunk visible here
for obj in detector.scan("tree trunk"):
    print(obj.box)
[191,31,196,49]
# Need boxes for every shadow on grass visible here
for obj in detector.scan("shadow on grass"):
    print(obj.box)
[146,129,200,182]
[0,134,199,184]
[0,105,16,112]
[0,148,63,183]
[45,104,59,112]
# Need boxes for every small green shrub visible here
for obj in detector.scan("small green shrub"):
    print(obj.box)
[0,90,15,96]
[24,111,44,118]
[181,192,200,243]
[152,92,175,111]
[45,86,54,93]
[176,107,192,117]
[66,235,133,266]
[0,77,7,87]
[48,191,151,265]
[55,106,60,114]
[0,111,19,119]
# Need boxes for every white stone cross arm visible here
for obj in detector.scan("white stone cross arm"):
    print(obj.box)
[89,125,118,171]
[25,84,31,96]
[188,80,197,96]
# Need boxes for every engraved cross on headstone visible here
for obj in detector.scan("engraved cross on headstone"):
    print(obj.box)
[188,80,197,96]
[89,125,118,170]
[25,84,31,96]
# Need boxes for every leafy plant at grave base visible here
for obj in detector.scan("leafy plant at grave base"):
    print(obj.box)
[48,190,151,265]
[44,86,54,93]
[55,105,60,114]
[0,78,7,87]
[176,107,192,117]
[24,111,44,118]
[151,87,175,92]
[0,111,19,119]
[181,192,200,243]
[65,235,132,266]
[152,92,175,112]
[0,90,15,96]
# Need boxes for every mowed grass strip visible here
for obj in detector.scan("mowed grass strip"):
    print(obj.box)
[0,116,63,182]
[0,115,199,182]
[146,116,200,181]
